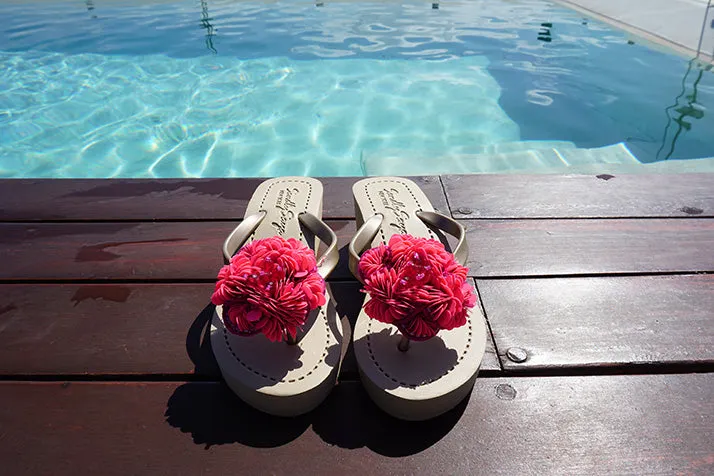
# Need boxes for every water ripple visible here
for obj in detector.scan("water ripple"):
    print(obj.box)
[1,0,713,177]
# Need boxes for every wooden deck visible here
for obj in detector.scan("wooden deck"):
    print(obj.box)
[0,174,713,475]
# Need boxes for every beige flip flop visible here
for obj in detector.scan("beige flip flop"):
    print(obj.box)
[349,177,487,421]
[210,177,348,417]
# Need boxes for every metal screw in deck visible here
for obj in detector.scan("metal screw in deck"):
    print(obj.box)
[506,347,528,363]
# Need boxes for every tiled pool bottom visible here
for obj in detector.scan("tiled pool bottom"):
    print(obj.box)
[1,53,521,178]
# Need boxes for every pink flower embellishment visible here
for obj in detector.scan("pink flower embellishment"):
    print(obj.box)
[359,235,477,341]
[211,236,326,342]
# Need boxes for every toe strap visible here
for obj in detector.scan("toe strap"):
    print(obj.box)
[416,210,469,267]
[222,211,268,264]
[298,212,339,279]
[348,211,469,282]
[349,214,384,282]
[222,211,338,280]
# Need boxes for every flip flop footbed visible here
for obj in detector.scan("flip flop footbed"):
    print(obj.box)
[352,177,487,421]
[210,177,344,417]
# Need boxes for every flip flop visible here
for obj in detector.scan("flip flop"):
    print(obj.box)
[210,177,348,417]
[349,177,487,421]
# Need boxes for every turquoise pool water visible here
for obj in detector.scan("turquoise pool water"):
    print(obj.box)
[1,0,713,177]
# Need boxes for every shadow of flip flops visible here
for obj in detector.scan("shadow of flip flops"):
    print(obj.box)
[311,380,470,456]
[185,303,221,378]
[165,382,311,448]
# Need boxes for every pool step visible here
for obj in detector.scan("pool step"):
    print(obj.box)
[475,140,577,154]
[534,157,714,174]
[361,142,641,175]
[556,143,641,166]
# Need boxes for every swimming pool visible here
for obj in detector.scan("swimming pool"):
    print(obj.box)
[1,0,713,177]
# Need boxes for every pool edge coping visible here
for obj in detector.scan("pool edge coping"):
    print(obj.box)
[551,0,714,66]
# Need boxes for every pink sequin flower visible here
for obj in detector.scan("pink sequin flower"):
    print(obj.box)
[359,234,476,341]
[211,236,326,342]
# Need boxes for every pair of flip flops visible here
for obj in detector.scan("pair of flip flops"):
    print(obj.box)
[210,177,487,421]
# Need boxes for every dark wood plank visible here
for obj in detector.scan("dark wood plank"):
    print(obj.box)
[0,283,218,377]
[0,220,355,281]
[0,177,447,221]
[1,376,712,474]
[464,218,714,277]
[443,173,714,218]
[479,275,714,370]
[0,178,263,221]
[4,218,713,280]
[0,283,500,376]
[4,219,713,279]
